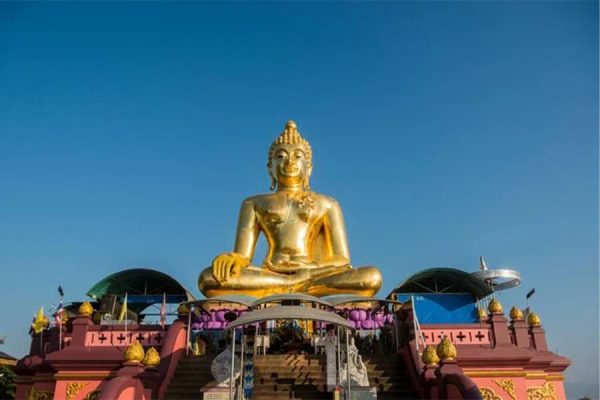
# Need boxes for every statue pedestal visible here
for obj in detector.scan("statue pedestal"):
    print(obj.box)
[345,386,377,400]
[202,384,233,400]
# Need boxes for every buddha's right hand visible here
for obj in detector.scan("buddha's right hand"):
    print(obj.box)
[211,252,249,283]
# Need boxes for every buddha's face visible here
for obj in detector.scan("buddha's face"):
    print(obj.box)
[270,143,311,188]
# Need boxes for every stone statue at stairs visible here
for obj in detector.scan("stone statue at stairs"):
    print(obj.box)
[210,344,240,387]
[340,337,370,387]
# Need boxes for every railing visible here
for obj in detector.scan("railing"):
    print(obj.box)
[411,295,427,355]
[419,325,492,346]
[85,325,166,347]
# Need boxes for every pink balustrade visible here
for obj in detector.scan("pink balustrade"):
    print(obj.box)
[420,324,492,346]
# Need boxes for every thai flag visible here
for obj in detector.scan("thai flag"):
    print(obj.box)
[55,299,65,326]
[160,293,167,329]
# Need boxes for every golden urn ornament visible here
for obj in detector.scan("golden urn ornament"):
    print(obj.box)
[527,311,542,327]
[436,337,457,361]
[124,341,145,363]
[78,302,94,317]
[477,307,488,321]
[422,345,440,366]
[509,305,524,321]
[198,120,383,298]
[488,298,503,314]
[143,347,161,367]
[177,303,189,319]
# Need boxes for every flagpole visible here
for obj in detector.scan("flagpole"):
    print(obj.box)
[58,286,64,351]
[59,306,62,351]
[186,305,192,356]
[124,292,128,341]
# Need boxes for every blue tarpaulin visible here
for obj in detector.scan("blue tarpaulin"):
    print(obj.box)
[396,293,478,323]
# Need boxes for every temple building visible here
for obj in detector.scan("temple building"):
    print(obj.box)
[14,122,570,400]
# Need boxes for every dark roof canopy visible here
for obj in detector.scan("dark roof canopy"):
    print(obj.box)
[324,295,400,307]
[86,268,194,303]
[388,268,493,299]
[184,295,257,308]
[225,306,354,330]
[251,293,332,308]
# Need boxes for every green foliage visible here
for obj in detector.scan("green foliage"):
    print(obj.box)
[0,364,16,399]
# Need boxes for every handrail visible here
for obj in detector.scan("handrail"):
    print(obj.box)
[410,295,427,355]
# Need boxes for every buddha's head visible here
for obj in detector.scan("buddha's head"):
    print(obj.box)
[268,121,313,190]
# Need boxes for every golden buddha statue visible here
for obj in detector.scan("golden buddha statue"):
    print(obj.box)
[198,121,382,298]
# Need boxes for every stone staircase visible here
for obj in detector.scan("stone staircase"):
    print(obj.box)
[253,354,328,400]
[252,353,420,400]
[164,354,215,399]
[165,352,420,400]
[361,354,419,399]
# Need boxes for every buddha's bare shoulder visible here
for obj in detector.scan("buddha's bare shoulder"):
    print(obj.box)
[240,193,278,207]
[306,191,341,209]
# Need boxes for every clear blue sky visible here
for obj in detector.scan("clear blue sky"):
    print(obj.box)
[0,2,597,397]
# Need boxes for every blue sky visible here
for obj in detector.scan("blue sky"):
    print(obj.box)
[0,2,597,397]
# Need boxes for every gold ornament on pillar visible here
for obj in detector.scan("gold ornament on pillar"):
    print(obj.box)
[177,303,190,319]
[509,306,524,321]
[527,311,542,327]
[477,306,488,321]
[436,337,457,361]
[421,345,440,366]
[143,347,161,367]
[124,340,145,363]
[78,302,94,317]
[488,298,503,314]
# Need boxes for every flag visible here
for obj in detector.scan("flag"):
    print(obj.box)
[526,288,536,299]
[118,293,128,321]
[55,299,65,326]
[58,285,64,298]
[31,306,47,334]
[160,293,167,329]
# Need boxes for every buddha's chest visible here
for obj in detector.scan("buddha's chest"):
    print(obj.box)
[255,195,324,231]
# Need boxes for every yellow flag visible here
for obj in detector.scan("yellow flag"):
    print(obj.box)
[118,293,128,321]
[32,306,47,334]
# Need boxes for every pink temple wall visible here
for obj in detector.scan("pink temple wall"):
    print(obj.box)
[470,375,567,400]
[53,380,103,400]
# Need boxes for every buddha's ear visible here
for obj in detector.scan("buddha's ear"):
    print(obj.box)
[303,165,312,190]
[269,175,276,191]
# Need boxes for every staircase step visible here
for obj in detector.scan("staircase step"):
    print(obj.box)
[166,352,419,400]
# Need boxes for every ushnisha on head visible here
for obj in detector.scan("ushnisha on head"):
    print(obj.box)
[267,120,313,191]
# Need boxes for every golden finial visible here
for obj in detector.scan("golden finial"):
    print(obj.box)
[78,302,94,317]
[177,303,189,318]
[477,306,488,321]
[421,345,440,366]
[436,337,457,361]
[527,311,542,327]
[509,306,524,321]
[142,347,160,367]
[488,298,503,314]
[124,340,145,363]
[268,120,313,169]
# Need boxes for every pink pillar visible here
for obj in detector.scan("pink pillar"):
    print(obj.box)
[70,316,93,347]
[420,364,439,399]
[510,320,530,348]
[489,313,511,347]
[530,326,548,351]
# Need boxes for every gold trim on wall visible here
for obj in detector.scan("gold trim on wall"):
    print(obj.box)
[527,382,556,400]
[465,370,564,381]
[494,378,517,400]
[480,388,502,400]
[66,382,88,400]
